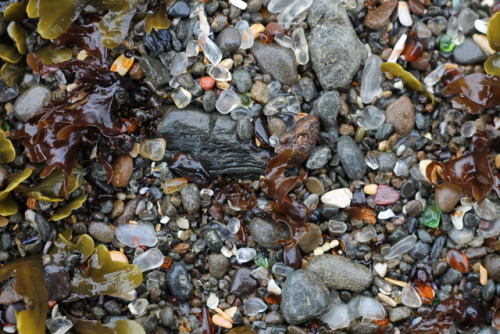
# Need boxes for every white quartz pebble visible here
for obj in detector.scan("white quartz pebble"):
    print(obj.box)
[321,188,353,208]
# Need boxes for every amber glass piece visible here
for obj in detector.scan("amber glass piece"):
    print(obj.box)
[71,317,146,334]
[0,256,48,334]
[488,12,500,52]
[403,31,424,62]
[345,207,377,225]
[50,194,88,221]
[443,74,500,114]
[162,178,188,194]
[442,68,461,86]
[264,293,282,304]
[144,4,170,33]
[0,129,16,164]
[415,284,434,304]
[381,62,423,91]
[259,32,274,43]
[484,54,500,76]
[162,256,173,269]
[49,229,95,266]
[446,249,469,273]
[37,44,73,65]
[70,245,142,299]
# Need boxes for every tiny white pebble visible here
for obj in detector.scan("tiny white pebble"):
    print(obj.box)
[313,247,325,256]
[229,0,247,9]
[398,1,413,27]
[207,292,219,309]
[321,241,331,252]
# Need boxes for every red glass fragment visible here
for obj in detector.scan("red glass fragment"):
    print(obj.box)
[403,31,424,62]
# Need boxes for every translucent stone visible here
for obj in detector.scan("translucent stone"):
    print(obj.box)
[452,0,464,11]
[283,95,301,114]
[239,29,254,50]
[229,0,247,9]
[303,194,319,211]
[398,1,413,27]
[230,107,252,120]
[133,248,164,272]
[447,16,459,39]
[423,63,446,88]
[272,262,294,277]
[458,7,478,32]
[427,16,448,35]
[358,297,386,321]
[236,247,256,263]
[402,285,422,308]
[268,81,282,98]
[319,304,350,330]
[46,316,73,334]
[414,21,432,40]
[356,225,377,243]
[347,296,361,321]
[251,266,270,280]
[360,55,383,104]
[170,52,188,76]
[138,138,167,161]
[267,0,295,13]
[292,28,309,65]
[243,297,267,316]
[328,220,347,235]
[207,292,219,309]
[394,161,408,177]
[384,235,417,259]
[277,0,314,26]
[116,223,158,247]
[199,34,222,65]
[200,188,214,199]
[128,298,149,316]
[474,19,488,34]
[269,134,280,147]
[477,219,500,238]
[186,40,200,57]
[227,218,241,234]
[197,11,211,36]
[388,34,407,63]
[208,65,232,81]
[340,234,357,258]
[358,106,385,130]
[460,121,476,138]
[216,90,240,114]
[474,199,497,220]
[274,35,293,49]
[366,153,379,170]
[171,87,192,109]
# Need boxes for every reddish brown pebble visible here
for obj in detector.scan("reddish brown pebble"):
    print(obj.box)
[404,32,425,62]
[374,184,400,205]
[446,249,469,273]
[265,22,285,35]
[112,154,133,187]
[434,181,463,213]
[385,96,415,136]
[200,76,215,90]
[173,243,190,254]
[408,0,425,15]
[364,0,398,30]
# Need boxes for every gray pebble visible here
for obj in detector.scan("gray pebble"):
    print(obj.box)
[233,69,253,94]
[306,146,332,170]
[180,183,201,214]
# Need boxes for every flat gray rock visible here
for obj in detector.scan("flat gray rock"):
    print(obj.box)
[307,254,373,292]
[157,107,270,178]
[250,41,298,86]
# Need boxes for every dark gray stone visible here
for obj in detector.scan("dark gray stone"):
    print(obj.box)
[337,135,366,180]
[308,3,366,90]
[377,152,397,172]
[216,28,241,56]
[249,217,290,249]
[453,39,487,65]
[440,268,462,285]
[281,270,331,324]
[298,77,318,102]
[233,69,253,94]
[139,55,170,86]
[207,254,230,279]
[157,107,271,178]
[250,41,298,86]
[180,183,201,214]
[484,254,500,282]
[307,254,373,292]
[312,91,340,129]
[237,118,254,140]
[306,146,332,170]
[408,241,430,260]
[165,262,192,301]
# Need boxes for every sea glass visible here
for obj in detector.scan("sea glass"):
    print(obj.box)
[116,223,158,247]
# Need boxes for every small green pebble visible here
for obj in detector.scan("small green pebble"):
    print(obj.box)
[440,34,455,53]
[254,253,269,268]
[422,203,441,228]
[240,93,252,108]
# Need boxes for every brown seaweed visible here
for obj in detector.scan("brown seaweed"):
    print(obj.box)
[275,115,320,166]
[442,74,500,114]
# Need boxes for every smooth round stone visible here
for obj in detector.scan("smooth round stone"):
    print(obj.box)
[204,229,223,252]
[440,268,462,285]
[88,222,115,243]
[180,183,201,214]
[243,297,267,316]
[453,38,487,65]
[434,182,462,213]
[312,91,340,129]
[165,262,192,301]
[405,200,424,217]
[304,177,325,195]
[358,297,386,320]
[463,212,480,229]
[216,27,242,56]
[237,118,254,140]
[448,226,474,245]
[167,0,191,17]
[281,270,331,325]
[385,96,415,137]
[230,267,258,297]
[133,248,164,272]
[297,223,323,253]
[377,152,397,172]
[249,217,290,249]
[321,188,352,208]
[337,135,367,180]
[14,85,51,122]
[307,254,373,292]
[306,146,332,170]
[484,254,500,282]
[116,223,158,247]
[208,254,230,279]
[408,241,430,260]
[400,179,417,198]
[319,303,349,330]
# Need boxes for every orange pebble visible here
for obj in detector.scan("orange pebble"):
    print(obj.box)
[446,249,469,273]
[415,284,434,304]
[200,76,215,90]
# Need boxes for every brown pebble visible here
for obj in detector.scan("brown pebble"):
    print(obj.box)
[112,154,134,187]
[265,22,285,35]
[268,117,286,137]
[434,181,462,213]
[339,124,354,135]
[128,63,144,80]
[364,0,398,30]
[111,200,125,219]
[297,223,323,253]
[275,115,320,166]
[385,96,415,136]
[304,177,325,195]
[250,81,269,104]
